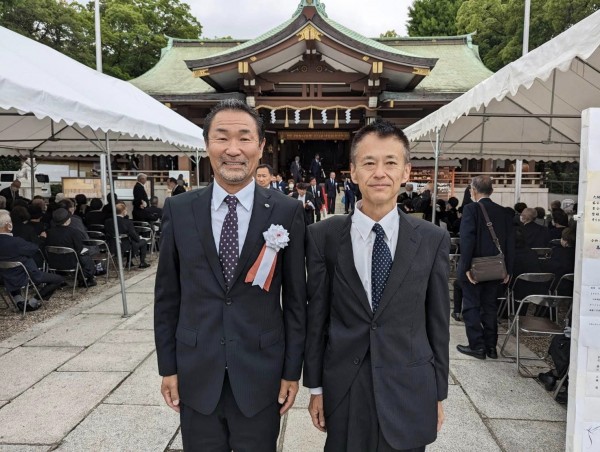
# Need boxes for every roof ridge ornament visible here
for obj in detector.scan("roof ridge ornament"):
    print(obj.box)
[292,0,328,18]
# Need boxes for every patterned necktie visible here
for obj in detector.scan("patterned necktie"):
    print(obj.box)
[371,223,393,313]
[219,195,239,288]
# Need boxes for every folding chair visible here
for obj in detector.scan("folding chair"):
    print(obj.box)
[83,239,117,283]
[554,273,575,296]
[498,273,555,320]
[45,246,88,297]
[134,225,154,259]
[450,237,460,254]
[88,224,105,232]
[532,247,552,260]
[0,261,44,317]
[500,294,572,376]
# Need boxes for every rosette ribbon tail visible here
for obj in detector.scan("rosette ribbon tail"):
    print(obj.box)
[245,245,278,291]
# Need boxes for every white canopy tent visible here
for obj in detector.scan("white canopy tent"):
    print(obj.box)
[404,10,600,222]
[406,10,600,162]
[0,25,206,315]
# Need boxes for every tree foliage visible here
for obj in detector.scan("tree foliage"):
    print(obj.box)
[380,29,399,38]
[0,0,202,80]
[407,0,466,36]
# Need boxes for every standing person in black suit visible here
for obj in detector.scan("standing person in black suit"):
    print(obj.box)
[104,202,150,269]
[304,119,449,451]
[276,174,286,192]
[343,176,356,214]
[308,177,323,222]
[325,172,339,214]
[309,153,323,182]
[457,175,515,359]
[290,156,302,183]
[154,99,306,452]
[0,180,22,210]
[255,164,275,189]
[167,177,185,196]
[133,173,150,214]
[291,182,316,225]
[397,182,419,204]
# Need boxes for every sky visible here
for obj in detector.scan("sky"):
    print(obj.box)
[185,0,416,39]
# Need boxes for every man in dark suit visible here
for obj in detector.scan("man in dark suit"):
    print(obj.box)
[290,156,302,182]
[0,180,22,210]
[0,210,64,310]
[519,207,551,248]
[309,154,323,182]
[308,177,323,222]
[397,183,419,204]
[45,208,97,287]
[105,202,150,269]
[325,172,339,214]
[255,164,275,189]
[457,175,515,359]
[133,173,150,216]
[146,196,163,220]
[304,120,449,451]
[276,174,286,192]
[167,177,186,196]
[291,182,316,225]
[154,99,306,451]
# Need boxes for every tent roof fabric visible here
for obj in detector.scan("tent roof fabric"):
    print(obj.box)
[405,10,600,162]
[0,26,205,156]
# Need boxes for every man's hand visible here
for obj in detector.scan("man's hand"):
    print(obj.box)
[278,379,299,415]
[437,402,445,432]
[161,374,180,413]
[308,394,326,432]
[503,274,511,285]
[466,270,477,285]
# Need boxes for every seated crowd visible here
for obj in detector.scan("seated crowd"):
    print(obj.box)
[0,188,162,312]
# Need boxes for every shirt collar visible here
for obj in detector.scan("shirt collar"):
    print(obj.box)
[212,179,255,212]
[352,200,399,242]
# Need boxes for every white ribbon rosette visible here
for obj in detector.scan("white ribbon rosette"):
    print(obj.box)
[245,224,290,291]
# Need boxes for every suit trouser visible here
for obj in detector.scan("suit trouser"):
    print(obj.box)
[327,196,336,214]
[180,373,280,452]
[32,272,64,300]
[461,279,502,350]
[453,279,463,314]
[130,240,147,263]
[325,353,426,452]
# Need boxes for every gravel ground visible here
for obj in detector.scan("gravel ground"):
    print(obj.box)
[0,263,155,342]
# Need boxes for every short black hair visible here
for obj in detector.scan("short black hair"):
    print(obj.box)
[535,207,545,219]
[202,99,265,144]
[257,163,274,175]
[351,119,410,164]
[58,199,74,209]
[562,227,576,246]
[168,177,177,184]
[89,198,103,210]
[514,202,527,213]
[448,197,459,208]
[75,194,87,205]
[552,209,568,227]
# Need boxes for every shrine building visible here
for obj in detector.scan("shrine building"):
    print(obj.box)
[130,0,493,183]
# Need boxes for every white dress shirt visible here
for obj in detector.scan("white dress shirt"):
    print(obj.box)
[211,179,255,255]
[310,201,399,395]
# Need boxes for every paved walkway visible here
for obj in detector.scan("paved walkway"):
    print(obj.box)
[0,269,567,451]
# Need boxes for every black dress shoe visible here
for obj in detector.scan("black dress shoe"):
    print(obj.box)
[451,312,463,322]
[138,262,150,269]
[486,348,498,359]
[16,301,40,312]
[538,371,557,391]
[457,344,486,359]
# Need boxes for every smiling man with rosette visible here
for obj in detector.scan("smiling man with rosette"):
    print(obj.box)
[154,99,306,451]
[304,119,450,451]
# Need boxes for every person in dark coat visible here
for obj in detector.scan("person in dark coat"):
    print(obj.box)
[291,182,316,225]
[0,180,22,210]
[309,154,323,182]
[167,177,186,196]
[104,202,149,268]
[133,173,150,218]
[290,156,303,183]
[45,208,97,286]
[457,175,515,359]
[0,210,64,310]
[343,176,356,214]
[307,177,323,222]
[84,198,106,227]
[325,172,339,214]
[520,207,551,249]
[541,227,576,295]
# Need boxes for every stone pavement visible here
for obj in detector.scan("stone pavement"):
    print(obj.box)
[0,268,567,451]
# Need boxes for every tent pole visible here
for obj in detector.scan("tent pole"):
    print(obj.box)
[523,0,531,56]
[100,155,107,204]
[515,160,523,205]
[196,149,200,189]
[106,134,129,317]
[29,150,35,199]
[431,128,440,225]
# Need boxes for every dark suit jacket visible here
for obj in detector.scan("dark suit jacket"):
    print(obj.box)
[325,178,338,197]
[45,225,87,270]
[521,222,551,249]
[0,187,20,209]
[85,210,106,227]
[172,185,186,196]
[458,198,515,281]
[398,191,419,204]
[154,184,307,418]
[290,161,302,181]
[105,216,142,253]
[0,234,41,291]
[309,159,322,179]
[307,184,323,209]
[133,182,149,209]
[304,211,450,449]
[291,192,315,225]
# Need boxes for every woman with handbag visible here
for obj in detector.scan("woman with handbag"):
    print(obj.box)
[456,175,515,360]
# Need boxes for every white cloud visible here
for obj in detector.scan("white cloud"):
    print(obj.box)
[187,0,415,39]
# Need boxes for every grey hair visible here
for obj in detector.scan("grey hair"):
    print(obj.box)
[137,173,147,182]
[0,209,11,228]
[471,175,494,196]
[0,195,6,209]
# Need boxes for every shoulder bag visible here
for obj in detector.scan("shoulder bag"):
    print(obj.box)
[469,202,507,282]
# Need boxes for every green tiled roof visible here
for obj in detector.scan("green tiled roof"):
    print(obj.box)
[383,40,492,92]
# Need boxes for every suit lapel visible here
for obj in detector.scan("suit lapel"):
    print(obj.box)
[229,187,274,290]
[373,210,421,321]
[191,184,227,292]
[336,214,373,317]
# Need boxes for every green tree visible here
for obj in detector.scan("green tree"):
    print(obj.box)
[407,0,466,36]
[380,29,399,38]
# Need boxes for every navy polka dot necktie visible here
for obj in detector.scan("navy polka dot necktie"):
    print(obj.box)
[371,223,393,313]
[219,195,239,288]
